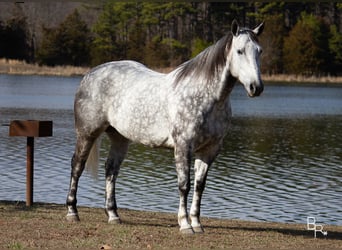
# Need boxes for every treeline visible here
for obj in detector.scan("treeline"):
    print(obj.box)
[1,2,342,76]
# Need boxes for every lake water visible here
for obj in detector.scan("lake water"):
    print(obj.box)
[0,74,341,225]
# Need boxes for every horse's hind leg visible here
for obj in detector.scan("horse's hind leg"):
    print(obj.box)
[104,126,129,224]
[66,134,99,221]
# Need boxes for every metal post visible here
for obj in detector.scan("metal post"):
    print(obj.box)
[26,137,34,206]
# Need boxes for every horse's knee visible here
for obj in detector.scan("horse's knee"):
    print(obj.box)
[178,179,190,194]
[194,179,206,193]
[177,169,190,193]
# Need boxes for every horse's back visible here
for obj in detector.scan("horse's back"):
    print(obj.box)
[81,60,163,90]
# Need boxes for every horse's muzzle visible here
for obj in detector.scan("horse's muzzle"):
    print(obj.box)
[248,81,264,97]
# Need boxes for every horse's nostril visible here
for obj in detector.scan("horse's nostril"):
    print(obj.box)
[250,84,255,94]
[249,82,263,97]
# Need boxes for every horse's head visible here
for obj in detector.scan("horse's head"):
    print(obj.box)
[228,20,264,97]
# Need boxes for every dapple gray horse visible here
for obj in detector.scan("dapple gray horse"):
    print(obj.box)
[66,20,264,234]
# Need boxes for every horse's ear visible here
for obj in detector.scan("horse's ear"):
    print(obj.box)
[253,22,264,36]
[231,19,239,36]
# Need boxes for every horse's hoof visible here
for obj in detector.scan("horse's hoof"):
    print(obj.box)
[193,226,204,233]
[108,218,121,224]
[66,214,80,222]
[180,227,194,235]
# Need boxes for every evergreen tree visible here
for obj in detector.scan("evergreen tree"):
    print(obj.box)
[191,38,211,58]
[92,2,194,67]
[283,12,330,75]
[329,24,342,75]
[251,2,286,74]
[1,1,340,73]
[91,2,141,65]
[37,9,91,66]
[37,26,59,65]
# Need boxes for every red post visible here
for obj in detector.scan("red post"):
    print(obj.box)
[26,137,34,206]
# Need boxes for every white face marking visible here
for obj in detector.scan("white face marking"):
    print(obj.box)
[229,32,263,97]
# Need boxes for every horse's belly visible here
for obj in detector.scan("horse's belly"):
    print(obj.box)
[117,122,173,148]
[108,103,173,148]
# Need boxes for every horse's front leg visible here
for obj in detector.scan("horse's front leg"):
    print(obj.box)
[189,158,210,233]
[190,149,218,233]
[174,144,193,234]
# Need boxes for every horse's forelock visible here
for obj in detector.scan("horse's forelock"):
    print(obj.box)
[238,28,259,43]
[174,34,233,85]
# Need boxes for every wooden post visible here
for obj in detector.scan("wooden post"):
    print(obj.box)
[9,120,53,206]
[26,137,34,206]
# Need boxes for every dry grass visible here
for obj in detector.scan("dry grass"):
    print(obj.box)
[0,201,341,249]
[263,74,342,84]
[0,58,90,76]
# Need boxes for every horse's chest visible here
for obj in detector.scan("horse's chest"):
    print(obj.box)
[200,104,231,137]
[173,100,231,143]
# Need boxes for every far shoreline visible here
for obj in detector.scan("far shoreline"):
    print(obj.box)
[1,58,342,84]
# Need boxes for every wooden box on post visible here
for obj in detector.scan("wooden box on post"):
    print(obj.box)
[9,120,53,206]
[9,120,53,137]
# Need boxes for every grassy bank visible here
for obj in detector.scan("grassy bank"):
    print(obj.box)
[0,59,90,77]
[1,59,342,84]
[0,201,341,249]
[262,74,342,84]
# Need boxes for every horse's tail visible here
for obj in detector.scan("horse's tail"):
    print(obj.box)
[85,137,101,178]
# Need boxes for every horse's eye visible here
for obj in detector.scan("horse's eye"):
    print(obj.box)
[237,49,243,55]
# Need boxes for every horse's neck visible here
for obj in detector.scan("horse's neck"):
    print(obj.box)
[210,63,236,104]
[169,60,236,104]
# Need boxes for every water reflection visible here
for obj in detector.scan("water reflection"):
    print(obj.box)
[215,116,342,224]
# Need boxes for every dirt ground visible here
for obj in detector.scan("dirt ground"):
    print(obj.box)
[0,201,341,249]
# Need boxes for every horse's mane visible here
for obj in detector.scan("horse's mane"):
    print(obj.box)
[174,33,233,85]
[174,29,258,85]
